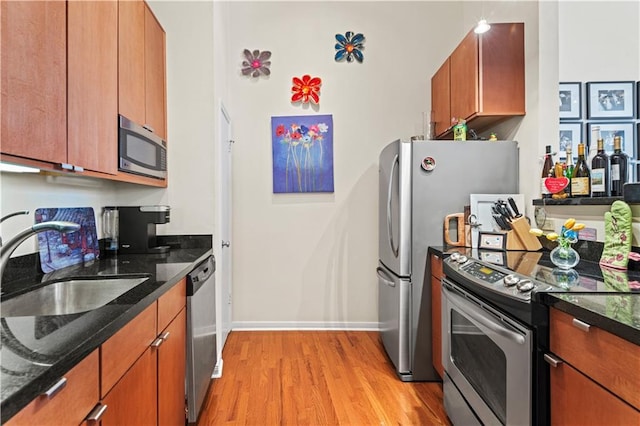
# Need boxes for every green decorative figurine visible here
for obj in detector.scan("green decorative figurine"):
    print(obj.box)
[600,200,633,269]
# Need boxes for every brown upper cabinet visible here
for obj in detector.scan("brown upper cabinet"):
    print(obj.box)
[67,0,119,175]
[119,0,167,141]
[431,22,525,139]
[1,1,167,187]
[1,1,67,165]
[1,1,118,175]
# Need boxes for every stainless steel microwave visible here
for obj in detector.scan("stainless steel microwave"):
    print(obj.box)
[118,115,167,179]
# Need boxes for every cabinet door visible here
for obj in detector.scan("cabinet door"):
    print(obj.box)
[550,308,640,409]
[1,1,66,164]
[6,350,99,426]
[479,23,525,116]
[430,59,450,138]
[101,347,158,426]
[550,360,640,425]
[144,4,167,140]
[67,0,118,174]
[450,30,478,122]
[101,303,157,397]
[158,308,187,426]
[118,0,146,126]
[430,254,443,378]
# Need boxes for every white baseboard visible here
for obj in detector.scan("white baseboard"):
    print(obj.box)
[231,321,380,331]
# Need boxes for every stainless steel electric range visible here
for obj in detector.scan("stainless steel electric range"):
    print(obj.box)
[440,250,628,426]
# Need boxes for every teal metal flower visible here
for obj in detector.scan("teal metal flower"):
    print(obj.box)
[334,31,365,63]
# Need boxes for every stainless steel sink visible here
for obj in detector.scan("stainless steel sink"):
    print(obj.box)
[1,276,149,317]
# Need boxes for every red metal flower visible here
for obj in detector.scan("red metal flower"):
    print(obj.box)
[291,75,321,104]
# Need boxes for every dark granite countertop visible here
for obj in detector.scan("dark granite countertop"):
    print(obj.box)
[0,235,213,423]
[428,244,640,346]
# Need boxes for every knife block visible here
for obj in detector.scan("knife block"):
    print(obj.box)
[508,217,542,251]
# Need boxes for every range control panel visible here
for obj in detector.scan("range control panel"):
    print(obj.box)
[444,253,547,302]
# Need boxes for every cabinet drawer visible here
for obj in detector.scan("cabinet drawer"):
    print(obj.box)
[7,350,99,426]
[101,302,157,397]
[550,308,640,409]
[430,254,442,279]
[550,358,639,425]
[158,278,186,332]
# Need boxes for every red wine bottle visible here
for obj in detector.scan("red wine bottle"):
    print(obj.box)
[541,145,553,198]
[590,138,609,197]
[610,136,628,197]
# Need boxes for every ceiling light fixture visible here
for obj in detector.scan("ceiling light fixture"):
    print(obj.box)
[474,19,491,34]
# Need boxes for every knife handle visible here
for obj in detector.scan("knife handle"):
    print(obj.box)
[508,197,522,217]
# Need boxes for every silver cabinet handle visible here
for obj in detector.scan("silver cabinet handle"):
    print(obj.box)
[151,337,164,347]
[86,403,108,423]
[544,353,564,368]
[159,331,170,341]
[222,240,230,248]
[42,377,67,399]
[572,318,591,332]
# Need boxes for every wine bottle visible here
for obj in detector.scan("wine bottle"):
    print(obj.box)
[590,138,609,197]
[571,143,590,197]
[541,145,554,198]
[564,146,574,197]
[610,136,628,197]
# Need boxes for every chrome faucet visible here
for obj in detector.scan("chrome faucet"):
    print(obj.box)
[0,210,30,247]
[0,221,81,279]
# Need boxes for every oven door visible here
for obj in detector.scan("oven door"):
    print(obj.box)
[441,278,532,426]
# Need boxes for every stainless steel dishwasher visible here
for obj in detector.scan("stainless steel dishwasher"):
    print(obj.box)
[186,255,217,424]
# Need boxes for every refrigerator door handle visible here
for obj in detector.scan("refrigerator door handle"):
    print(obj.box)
[387,154,400,257]
[376,267,396,287]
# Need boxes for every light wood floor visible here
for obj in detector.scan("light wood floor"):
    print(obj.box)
[198,331,451,426]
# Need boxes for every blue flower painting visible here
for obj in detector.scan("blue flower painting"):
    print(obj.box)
[271,115,334,193]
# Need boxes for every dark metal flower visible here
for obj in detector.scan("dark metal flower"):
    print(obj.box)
[241,49,271,77]
[334,31,365,63]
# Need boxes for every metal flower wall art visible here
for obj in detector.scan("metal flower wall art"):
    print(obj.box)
[291,75,322,105]
[334,31,365,63]
[241,49,271,77]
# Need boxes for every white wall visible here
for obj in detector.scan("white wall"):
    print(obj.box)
[225,1,540,328]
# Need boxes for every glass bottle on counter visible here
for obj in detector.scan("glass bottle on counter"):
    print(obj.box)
[610,136,628,197]
[564,146,574,197]
[571,143,590,197]
[590,138,609,197]
[541,145,554,198]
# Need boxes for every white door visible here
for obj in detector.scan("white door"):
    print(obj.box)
[217,101,233,356]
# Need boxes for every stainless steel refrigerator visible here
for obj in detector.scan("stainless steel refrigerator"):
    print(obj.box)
[377,139,519,381]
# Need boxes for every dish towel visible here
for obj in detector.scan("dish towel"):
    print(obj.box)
[599,200,633,270]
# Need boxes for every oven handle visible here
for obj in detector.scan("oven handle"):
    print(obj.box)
[442,282,526,345]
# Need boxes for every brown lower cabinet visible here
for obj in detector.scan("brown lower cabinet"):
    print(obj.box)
[5,350,99,426]
[7,278,187,425]
[546,307,640,424]
[430,253,444,379]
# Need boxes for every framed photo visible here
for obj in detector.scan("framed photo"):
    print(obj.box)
[559,82,581,120]
[586,81,636,119]
[558,122,582,161]
[587,122,635,158]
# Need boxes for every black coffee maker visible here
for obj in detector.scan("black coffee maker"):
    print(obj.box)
[117,206,171,254]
